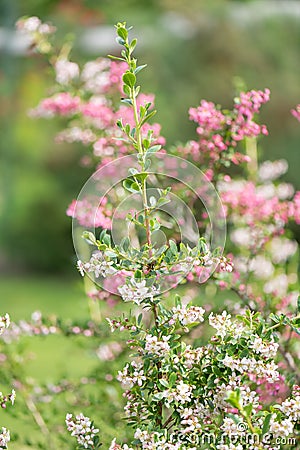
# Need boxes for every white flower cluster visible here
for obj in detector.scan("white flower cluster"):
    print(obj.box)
[134,429,181,450]
[223,356,279,382]
[269,414,294,438]
[117,361,146,388]
[250,336,279,358]
[81,59,111,94]
[258,159,288,182]
[181,345,204,369]
[118,279,159,305]
[0,427,10,448]
[77,251,116,278]
[161,381,194,407]
[209,311,239,338]
[55,59,79,85]
[109,437,134,449]
[171,304,205,326]
[270,237,298,264]
[0,314,10,335]
[221,417,246,435]
[145,334,170,356]
[56,127,96,145]
[65,413,99,449]
[16,16,55,34]
[280,392,300,421]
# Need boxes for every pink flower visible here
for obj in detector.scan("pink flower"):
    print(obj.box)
[38,93,80,116]
[66,197,112,229]
[291,104,300,122]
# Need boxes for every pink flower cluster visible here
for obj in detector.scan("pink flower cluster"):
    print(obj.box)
[30,93,81,117]
[185,89,270,169]
[66,197,112,229]
[221,181,300,226]
[30,59,165,161]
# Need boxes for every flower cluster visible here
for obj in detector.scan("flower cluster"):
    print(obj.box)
[185,89,269,172]
[65,413,100,449]
[0,428,10,449]
[0,315,10,335]
[118,279,160,305]
[77,251,117,278]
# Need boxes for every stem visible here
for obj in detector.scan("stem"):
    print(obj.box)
[245,137,258,181]
[130,85,152,256]
[24,393,54,448]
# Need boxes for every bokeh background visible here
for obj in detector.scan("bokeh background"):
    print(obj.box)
[1,0,300,277]
[0,0,300,447]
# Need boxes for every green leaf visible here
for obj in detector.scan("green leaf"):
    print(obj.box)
[117,27,128,41]
[121,98,133,106]
[243,404,253,417]
[169,240,178,255]
[82,231,97,246]
[156,197,170,208]
[262,413,272,435]
[135,64,147,74]
[123,179,140,193]
[120,237,130,252]
[168,372,177,387]
[145,144,161,156]
[116,36,125,46]
[128,167,139,176]
[134,269,142,279]
[140,110,157,127]
[153,392,165,401]
[159,379,169,388]
[108,54,126,61]
[122,71,136,88]
[130,38,137,51]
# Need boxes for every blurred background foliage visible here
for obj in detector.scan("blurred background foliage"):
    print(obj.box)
[1,0,300,273]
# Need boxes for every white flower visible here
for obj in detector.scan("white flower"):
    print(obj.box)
[0,427,10,447]
[209,311,232,338]
[270,237,298,264]
[22,16,41,32]
[172,304,205,326]
[79,252,117,279]
[65,413,99,449]
[258,159,288,182]
[280,394,300,421]
[118,279,159,305]
[0,314,10,335]
[250,335,279,358]
[55,59,79,85]
[10,389,16,405]
[145,334,170,356]
[81,59,111,94]
[269,414,294,438]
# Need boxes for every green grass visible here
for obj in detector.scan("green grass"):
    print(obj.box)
[0,275,88,322]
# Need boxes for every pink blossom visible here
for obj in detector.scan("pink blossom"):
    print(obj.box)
[81,100,115,127]
[38,93,80,116]
[66,197,112,229]
[291,104,300,122]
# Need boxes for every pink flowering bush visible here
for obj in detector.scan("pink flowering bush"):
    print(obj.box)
[7,15,300,450]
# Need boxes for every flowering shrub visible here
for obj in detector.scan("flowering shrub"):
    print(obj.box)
[10,15,300,450]
[0,314,15,449]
